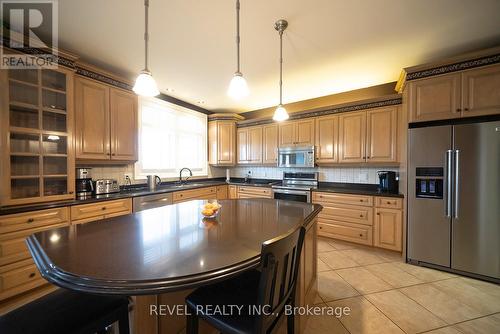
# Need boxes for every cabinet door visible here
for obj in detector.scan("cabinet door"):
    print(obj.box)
[279,122,296,146]
[229,185,238,199]
[262,124,278,164]
[248,127,262,164]
[315,115,338,163]
[75,77,110,159]
[110,88,138,161]
[338,111,366,163]
[217,122,235,165]
[366,106,398,163]
[374,208,402,251]
[409,74,461,123]
[296,119,315,146]
[462,64,500,117]
[237,128,248,164]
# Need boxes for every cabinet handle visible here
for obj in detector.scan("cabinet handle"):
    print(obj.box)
[386,201,391,204]
[359,234,363,237]
[69,191,74,194]
[359,214,363,218]
[111,153,116,156]
[29,272,36,278]
[102,207,106,210]
[464,107,469,111]
[456,108,461,112]
[27,218,34,223]
[359,199,363,202]
[377,212,380,215]
[367,157,370,159]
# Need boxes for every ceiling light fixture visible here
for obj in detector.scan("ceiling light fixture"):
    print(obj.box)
[273,19,289,122]
[133,0,160,97]
[227,0,249,100]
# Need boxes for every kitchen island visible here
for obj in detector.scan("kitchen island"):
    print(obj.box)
[27,198,322,333]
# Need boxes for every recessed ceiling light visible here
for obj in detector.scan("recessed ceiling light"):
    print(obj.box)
[197,100,205,104]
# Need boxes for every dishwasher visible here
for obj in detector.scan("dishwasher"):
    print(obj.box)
[132,193,173,212]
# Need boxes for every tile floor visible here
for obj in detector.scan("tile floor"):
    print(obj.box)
[303,237,500,334]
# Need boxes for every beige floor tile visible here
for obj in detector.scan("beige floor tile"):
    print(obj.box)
[313,292,324,305]
[400,283,483,324]
[452,313,500,334]
[433,278,500,315]
[392,262,456,282]
[371,248,404,263]
[319,250,360,270]
[424,327,463,334]
[318,238,337,253]
[457,277,500,298]
[317,259,331,272]
[365,263,423,288]
[329,296,404,334]
[326,239,359,250]
[303,304,349,334]
[318,270,359,302]
[365,290,446,334]
[336,267,392,294]
[339,248,387,265]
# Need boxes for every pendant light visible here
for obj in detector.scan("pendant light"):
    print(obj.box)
[227,0,249,99]
[133,0,160,97]
[273,19,289,122]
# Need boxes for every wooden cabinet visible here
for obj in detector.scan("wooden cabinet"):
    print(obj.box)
[462,64,500,117]
[110,88,138,160]
[172,187,217,203]
[216,185,228,200]
[366,107,398,163]
[409,74,461,123]
[75,77,138,161]
[0,207,70,301]
[338,111,366,163]
[228,185,238,199]
[408,64,500,123]
[313,192,403,251]
[0,68,75,206]
[208,121,236,166]
[237,186,272,199]
[237,126,262,164]
[70,199,132,225]
[315,115,338,163]
[374,207,402,252]
[262,124,278,164]
[278,119,315,147]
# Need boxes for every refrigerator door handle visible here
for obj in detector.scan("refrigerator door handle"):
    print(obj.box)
[445,150,453,218]
[454,149,460,219]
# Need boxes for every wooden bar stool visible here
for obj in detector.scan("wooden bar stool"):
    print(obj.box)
[185,226,306,334]
[0,288,130,334]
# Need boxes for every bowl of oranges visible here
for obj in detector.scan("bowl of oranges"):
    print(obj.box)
[201,201,222,219]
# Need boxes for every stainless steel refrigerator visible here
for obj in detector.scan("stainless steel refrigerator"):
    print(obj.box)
[408,120,500,282]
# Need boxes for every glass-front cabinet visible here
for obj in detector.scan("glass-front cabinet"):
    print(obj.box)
[1,67,75,205]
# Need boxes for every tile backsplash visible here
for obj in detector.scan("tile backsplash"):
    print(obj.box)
[220,166,400,184]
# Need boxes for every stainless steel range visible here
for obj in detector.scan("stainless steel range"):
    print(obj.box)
[272,172,318,203]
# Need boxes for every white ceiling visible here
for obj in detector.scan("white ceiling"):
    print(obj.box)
[58,0,500,112]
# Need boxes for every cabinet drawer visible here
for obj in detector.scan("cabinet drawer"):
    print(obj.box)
[0,260,46,301]
[70,199,132,222]
[173,187,217,203]
[0,222,68,266]
[0,208,69,234]
[313,192,373,207]
[318,204,373,226]
[375,197,402,209]
[318,220,373,246]
[238,186,272,198]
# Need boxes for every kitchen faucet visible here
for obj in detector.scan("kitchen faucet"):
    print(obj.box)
[179,168,193,184]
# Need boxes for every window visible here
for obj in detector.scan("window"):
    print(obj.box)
[135,97,207,179]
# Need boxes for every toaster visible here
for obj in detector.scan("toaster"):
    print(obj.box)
[94,179,120,195]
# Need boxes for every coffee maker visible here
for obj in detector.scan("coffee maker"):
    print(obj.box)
[377,171,398,193]
[76,168,94,198]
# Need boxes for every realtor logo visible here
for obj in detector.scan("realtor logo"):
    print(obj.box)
[1,0,58,69]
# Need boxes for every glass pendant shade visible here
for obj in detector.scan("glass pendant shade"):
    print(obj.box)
[227,72,249,99]
[273,104,289,122]
[133,70,160,97]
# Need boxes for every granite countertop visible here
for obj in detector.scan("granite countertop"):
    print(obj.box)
[315,182,404,198]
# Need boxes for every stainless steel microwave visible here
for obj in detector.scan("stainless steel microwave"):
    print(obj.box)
[277,146,315,168]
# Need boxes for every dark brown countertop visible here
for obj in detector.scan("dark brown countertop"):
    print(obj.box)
[315,182,404,198]
[27,199,322,295]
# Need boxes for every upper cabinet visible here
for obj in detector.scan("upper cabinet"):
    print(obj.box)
[237,126,262,164]
[338,111,366,163]
[315,115,338,163]
[208,120,236,166]
[0,68,75,206]
[75,76,138,161]
[278,119,315,147]
[262,124,278,165]
[408,64,500,123]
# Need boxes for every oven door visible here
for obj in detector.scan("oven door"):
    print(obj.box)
[273,189,310,203]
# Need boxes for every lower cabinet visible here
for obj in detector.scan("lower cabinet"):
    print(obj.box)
[313,192,403,251]
[228,185,238,199]
[70,198,132,225]
[236,186,272,199]
[172,187,217,203]
[216,185,228,200]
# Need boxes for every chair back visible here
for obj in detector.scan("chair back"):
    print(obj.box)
[254,226,306,333]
